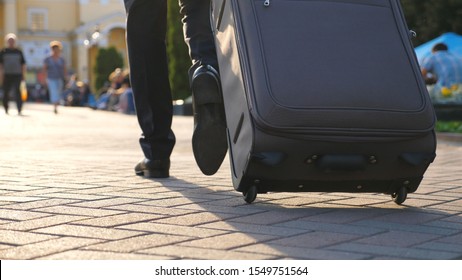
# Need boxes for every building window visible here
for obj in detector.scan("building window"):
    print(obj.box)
[28,8,48,31]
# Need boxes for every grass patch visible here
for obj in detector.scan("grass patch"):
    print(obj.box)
[436,121,462,133]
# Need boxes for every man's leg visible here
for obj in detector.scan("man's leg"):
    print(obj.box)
[179,0,228,176]
[3,77,11,114]
[13,76,23,114]
[125,0,175,178]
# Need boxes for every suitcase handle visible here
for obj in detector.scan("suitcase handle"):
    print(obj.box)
[314,154,368,172]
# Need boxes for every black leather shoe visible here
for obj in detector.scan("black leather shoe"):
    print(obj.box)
[134,158,170,178]
[191,65,228,176]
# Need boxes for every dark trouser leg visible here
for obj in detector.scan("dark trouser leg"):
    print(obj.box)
[12,76,23,113]
[179,0,227,176]
[179,0,219,79]
[3,76,11,113]
[125,0,175,160]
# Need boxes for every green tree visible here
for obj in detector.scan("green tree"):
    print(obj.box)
[401,0,462,46]
[94,47,124,91]
[167,0,191,100]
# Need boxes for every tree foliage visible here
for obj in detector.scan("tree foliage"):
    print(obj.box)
[401,0,462,46]
[167,0,191,100]
[94,47,124,91]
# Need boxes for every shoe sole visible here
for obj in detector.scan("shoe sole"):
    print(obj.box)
[135,169,169,178]
[192,71,228,175]
[192,121,228,175]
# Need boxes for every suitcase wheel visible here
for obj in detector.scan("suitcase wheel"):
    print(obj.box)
[243,185,258,204]
[391,186,408,205]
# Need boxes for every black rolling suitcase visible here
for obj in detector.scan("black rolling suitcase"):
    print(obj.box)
[210,0,437,204]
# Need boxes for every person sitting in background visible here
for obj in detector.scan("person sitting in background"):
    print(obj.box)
[116,73,136,115]
[63,74,80,106]
[421,43,462,101]
[77,81,94,107]
[95,68,125,110]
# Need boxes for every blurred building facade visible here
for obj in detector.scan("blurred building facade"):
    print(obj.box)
[0,0,126,88]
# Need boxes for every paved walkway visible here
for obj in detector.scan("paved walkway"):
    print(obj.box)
[0,103,461,260]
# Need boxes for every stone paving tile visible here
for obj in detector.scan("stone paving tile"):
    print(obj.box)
[362,210,449,225]
[69,186,134,195]
[138,245,276,260]
[353,220,459,236]
[1,188,67,198]
[97,191,171,199]
[442,214,462,223]
[137,197,211,207]
[38,250,172,260]
[425,220,462,231]
[71,213,164,227]
[106,204,199,216]
[0,209,50,221]
[0,199,14,205]
[113,186,171,194]
[413,185,457,195]
[175,203,266,216]
[271,196,349,206]
[36,192,110,201]
[236,244,370,260]
[84,234,194,253]
[396,196,452,208]
[226,209,322,225]
[199,196,256,207]
[33,224,143,240]
[177,232,278,250]
[305,201,375,210]
[429,202,462,213]
[35,205,125,217]
[276,220,386,236]
[0,244,13,250]
[326,243,460,259]
[32,182,104,190]
[171,192,236,201]
[268,231,361,249]
[154,212,238,226]
[415,241,462,254]
[0,215,88,231]
[0,185,44,191]
[70,197,150,208]
[354,231,440,247]
[299,208,394,224]
[0,196,46,202]
[199,221,310,237]
[2,198,80,210]
[0,229,58,245]
[321,196,393,206]
[434,233,462,245]
[0,237,102,260]
[118,222,228,238]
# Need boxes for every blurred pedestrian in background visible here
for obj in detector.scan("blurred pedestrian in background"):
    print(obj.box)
[43,40,67,114]
[0,33,27,115]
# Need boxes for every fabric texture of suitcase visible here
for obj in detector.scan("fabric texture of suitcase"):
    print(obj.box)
[210,0,437,204]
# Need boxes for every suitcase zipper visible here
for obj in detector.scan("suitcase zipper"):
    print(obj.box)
[264,0,270,7]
